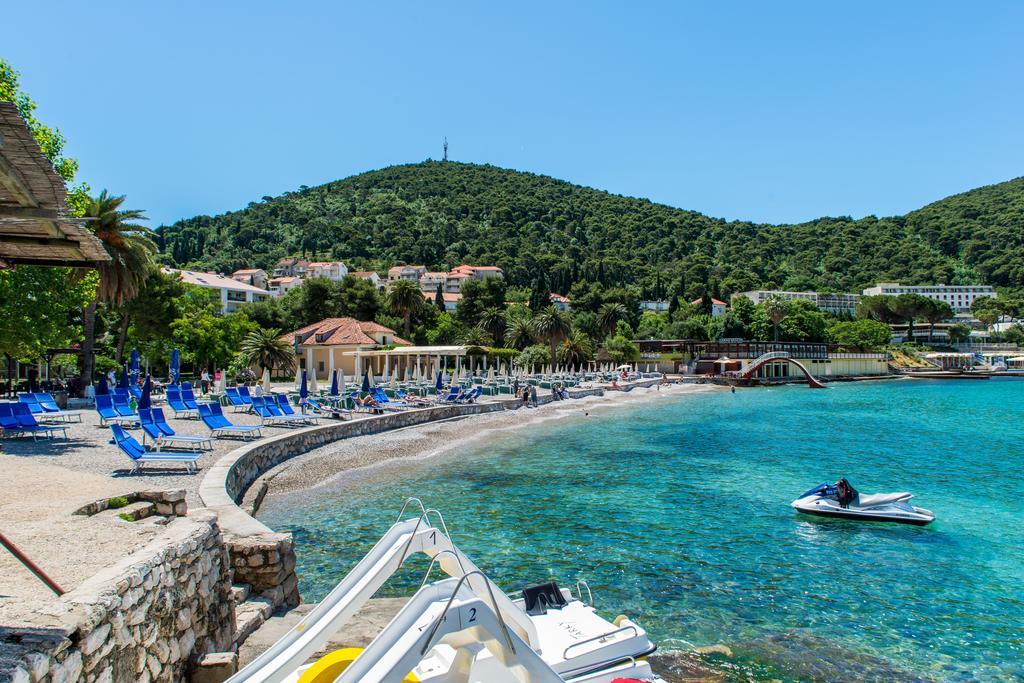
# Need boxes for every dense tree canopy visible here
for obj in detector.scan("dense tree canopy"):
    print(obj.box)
[157,161,1024,301]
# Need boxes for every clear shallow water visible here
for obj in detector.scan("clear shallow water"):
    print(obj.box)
[259,380,1024,681]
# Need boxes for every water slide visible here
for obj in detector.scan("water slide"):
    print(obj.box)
[741,352,827,388]
[336,577,564,683]
[228,515,538,683]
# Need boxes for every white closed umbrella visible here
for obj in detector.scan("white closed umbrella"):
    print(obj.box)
[367,365,375,388]
[487,367,496,384]
[339,371,347,396]
[413,363,420,383]
[295,366,302,390]
[261,367,270,388]
[390,375,397,392]
[309,369,319,394]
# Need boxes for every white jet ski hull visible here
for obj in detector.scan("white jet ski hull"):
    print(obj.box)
[791,495,935,526]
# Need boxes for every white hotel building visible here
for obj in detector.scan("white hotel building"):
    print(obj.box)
[163,267,269,314]
[861,283,995,314]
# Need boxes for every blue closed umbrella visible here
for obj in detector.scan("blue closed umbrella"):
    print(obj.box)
[435,371,443,391]
[96,375,109,396]
[118,367,129,389]
[169,349,180,385]
[129,348,140,386]
[138,376,152,410]
[329,369,339,397]
[299,370,308,400]
[361,371,370,393]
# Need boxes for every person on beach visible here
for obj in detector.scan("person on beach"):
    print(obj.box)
[200,369,211,394]
[253,379,265,397]
[530,385,538,407]
[513,377,519,397]
[520,386,531,408]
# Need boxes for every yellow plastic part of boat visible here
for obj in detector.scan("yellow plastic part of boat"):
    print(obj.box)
[297,647,419,683]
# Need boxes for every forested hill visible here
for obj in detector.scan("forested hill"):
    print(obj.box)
[156,162,1024,299]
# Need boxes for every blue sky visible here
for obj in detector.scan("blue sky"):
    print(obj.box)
[4,1,1022,227]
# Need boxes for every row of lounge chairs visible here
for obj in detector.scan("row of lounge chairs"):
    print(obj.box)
[0,402,69,440]
[16,393,83,423]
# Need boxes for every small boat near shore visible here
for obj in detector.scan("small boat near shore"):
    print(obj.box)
[791,480,935,526]
[230,498,666,683]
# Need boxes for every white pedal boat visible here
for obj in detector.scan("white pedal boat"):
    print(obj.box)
[230,499,666,683]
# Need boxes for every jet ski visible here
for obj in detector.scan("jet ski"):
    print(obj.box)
[791,478,935,526]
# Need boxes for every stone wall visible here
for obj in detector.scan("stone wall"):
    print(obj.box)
[0,512,234,683]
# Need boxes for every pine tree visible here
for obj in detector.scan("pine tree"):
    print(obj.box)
[434,282,446,312]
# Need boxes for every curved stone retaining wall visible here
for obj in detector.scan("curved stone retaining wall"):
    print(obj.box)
[1,512,234,683]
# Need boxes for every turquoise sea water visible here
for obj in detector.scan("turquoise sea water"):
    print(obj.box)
[259,380,1024,681]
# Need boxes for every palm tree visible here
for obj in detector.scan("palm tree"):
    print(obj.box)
[534,306,572,367]
[763,296,787,342]
[559,330,594,370]
[79,191,156,387]
[240,328,295,378]
[387,279,423,337]
[597,302,628,338]
[479,307,508,346]
[506,316,536,350]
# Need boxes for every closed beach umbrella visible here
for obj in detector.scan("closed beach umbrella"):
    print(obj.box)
[329,369,339,396]
[138,376,152,410]
[96,375,109,396]
[367,366,375,388]
[129,348,140,385]
[309,369,319,394]
[299,370,308,400]
[169,349,180,385]
[361,370,370,393]
[390,375,398,392]
[436,371,443,391]
[294,366,302,391]
[339,371,347,396]
[487,366,496,385]
[261,367,270,388]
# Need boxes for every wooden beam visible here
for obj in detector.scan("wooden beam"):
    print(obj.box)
[0,205,63,220]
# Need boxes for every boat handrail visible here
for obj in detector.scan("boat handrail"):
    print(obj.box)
[575,580,593,606]
[396,512,430,568]
[395,497,428,522]
[424,507,466,574]
[419,570,517,656]
[562,624,639,660]
[418,549,462,589]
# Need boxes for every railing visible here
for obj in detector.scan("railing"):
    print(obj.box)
[749,351,791,364]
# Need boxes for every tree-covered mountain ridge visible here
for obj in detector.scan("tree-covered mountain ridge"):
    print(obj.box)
[157,161,1024,299]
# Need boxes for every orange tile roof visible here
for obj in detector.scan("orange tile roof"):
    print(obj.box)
[691,297,728,306]
[284,317,410,347]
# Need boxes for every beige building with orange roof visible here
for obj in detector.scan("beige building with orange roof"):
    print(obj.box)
[284,317,411,380]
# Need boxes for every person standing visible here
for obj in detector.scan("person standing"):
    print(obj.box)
[530,384,538,407]
[200,369,211,395]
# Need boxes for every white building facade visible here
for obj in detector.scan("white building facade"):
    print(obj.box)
[733,290,860,316]
[861,283,996,313]
[306,261,348,281]
[163,267,269,314]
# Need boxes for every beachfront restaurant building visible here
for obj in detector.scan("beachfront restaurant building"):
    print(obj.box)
[636,339,890,379]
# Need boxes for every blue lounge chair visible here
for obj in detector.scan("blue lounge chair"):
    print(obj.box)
[180,385,201,411]
[457,386,484,404]
[438,387,461,403]
[274,393,318,424]
[110,391,136,418]
[110,424,201,473]
[198,402,262,439]
[139,408,213,450]
[10,403,68,440]
[237,386,255,409]
[306,396,352,420]
[30,393,84,422]
[96,395,139,427]
[165,387,198,418]
[224,387,248,412]
[251,396,307,426]
[371,388,408,411]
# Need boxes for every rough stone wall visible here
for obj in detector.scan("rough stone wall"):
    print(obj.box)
[0,512,234,683]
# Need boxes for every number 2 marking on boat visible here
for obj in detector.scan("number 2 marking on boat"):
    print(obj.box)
[467,607,477,623]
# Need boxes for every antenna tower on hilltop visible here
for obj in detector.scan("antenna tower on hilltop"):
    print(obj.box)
[443,137,448,161]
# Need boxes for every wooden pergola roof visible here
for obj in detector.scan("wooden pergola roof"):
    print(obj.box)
[0,101,108,268]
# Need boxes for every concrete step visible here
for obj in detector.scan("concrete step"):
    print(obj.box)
[233,596,275,647]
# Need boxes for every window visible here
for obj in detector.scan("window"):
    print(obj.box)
[318,361,325,372]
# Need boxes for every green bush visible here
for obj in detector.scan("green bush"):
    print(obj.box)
[107,496,130,509]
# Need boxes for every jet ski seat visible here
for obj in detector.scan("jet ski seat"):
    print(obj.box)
[522,581,567,616]
[857,492,913,507]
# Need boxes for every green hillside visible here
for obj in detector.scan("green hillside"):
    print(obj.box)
[156,162,1024,299]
